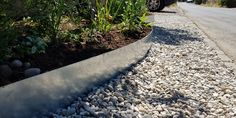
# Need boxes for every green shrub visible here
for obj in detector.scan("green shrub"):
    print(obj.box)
[76,0,93,20]
[92,0,113,33]
[205,0,236,7]
[121,0,148,31]
[202,0,207,3]
[219,0,236,7]
[0,13,19,59]
[25,0,80,44]
[91,0,148,33]
[217,0,226,6]
[14,36,47,57]
[0,0,150,59]
[195,0,203,4]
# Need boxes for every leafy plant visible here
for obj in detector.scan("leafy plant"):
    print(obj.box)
[0,12,19,59]
[217,0,224,6]
[0,0,151,59]
[91,0,148,33]
[195,0,203,4]
[23,0,80,44]
[139,13,152,28]
[225,0,236,7]
[217,0,236,7]
[92,0,112,33]
[75,0,93,20]
[15,36,47,57]
[121,0,148,31]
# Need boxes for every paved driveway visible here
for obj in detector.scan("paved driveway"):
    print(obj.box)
[178,2,236,63]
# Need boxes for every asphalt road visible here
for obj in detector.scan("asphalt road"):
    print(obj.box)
[178,2,236,63]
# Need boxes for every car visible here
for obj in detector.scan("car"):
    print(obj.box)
[147,0,177,12]
[186,0,193,3]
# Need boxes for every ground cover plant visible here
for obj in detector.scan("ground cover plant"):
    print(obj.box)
[0,0,151,86]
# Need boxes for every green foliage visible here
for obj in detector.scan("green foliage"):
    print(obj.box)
[217,0,236,7]
[225,0,236,7]
[60,31,81,43]
[195,0,203,4]
[202,0,236,7]
[0,0,150,59]
[92,0,148,33]
[0,12,19,59]
[25,0,80,44]
[81,28,96,41]
[15,36,47,57]
[76,0,93,20]
[108,0,125,22]
[140,13,152,28]
[121,0,148,31]
[217,0,224,6]
[92,0,112,33]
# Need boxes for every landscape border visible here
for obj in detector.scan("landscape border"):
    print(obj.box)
[0,29,154,118]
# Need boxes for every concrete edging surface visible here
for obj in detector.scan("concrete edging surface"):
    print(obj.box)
[0,30,153,118]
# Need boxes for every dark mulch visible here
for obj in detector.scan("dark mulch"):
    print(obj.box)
[0,28,151,87]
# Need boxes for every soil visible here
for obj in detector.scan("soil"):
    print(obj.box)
[0,28,151,87]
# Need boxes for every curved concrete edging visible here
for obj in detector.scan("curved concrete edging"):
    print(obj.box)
[0,30,154,118]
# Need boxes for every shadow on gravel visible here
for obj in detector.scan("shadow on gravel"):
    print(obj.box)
[147,90,195,105]
[145,90,208,117]
[148,26,202,45]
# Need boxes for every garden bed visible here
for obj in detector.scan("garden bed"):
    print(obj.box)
[0,29,153,118]
[0,0,150,87]
[0,28,151,87]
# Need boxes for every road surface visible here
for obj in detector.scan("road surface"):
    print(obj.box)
[178,2,236,63]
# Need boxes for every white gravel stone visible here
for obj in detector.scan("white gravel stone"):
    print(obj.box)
[45,8,236,118]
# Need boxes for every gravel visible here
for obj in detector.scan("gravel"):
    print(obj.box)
[47,9,236,118]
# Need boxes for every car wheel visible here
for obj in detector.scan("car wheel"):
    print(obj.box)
[147,0,165,12]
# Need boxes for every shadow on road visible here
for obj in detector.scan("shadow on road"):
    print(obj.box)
[149,10,176,14]
[158,10,177,14]
[148,26,202,45]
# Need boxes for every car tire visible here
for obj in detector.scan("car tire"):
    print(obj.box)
[147,0,165,12]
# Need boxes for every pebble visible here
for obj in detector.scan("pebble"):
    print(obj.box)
[212,92,218,97]
[11,59,23,68]
[156,105,163,111]
[0,65,13,78]
[118,97,124,102]
[23,62,31,69]
[66,107,76,115]
[24,68,41,77]
[110,96,118,103]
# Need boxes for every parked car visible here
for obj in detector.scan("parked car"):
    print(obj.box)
[147,0,177,11]
[186,0,193,3]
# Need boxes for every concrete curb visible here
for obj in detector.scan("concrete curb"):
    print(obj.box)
[0,30,153,118]
[177,3,236,74]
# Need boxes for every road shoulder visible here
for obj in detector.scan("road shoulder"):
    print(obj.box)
[176,4,236,74]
